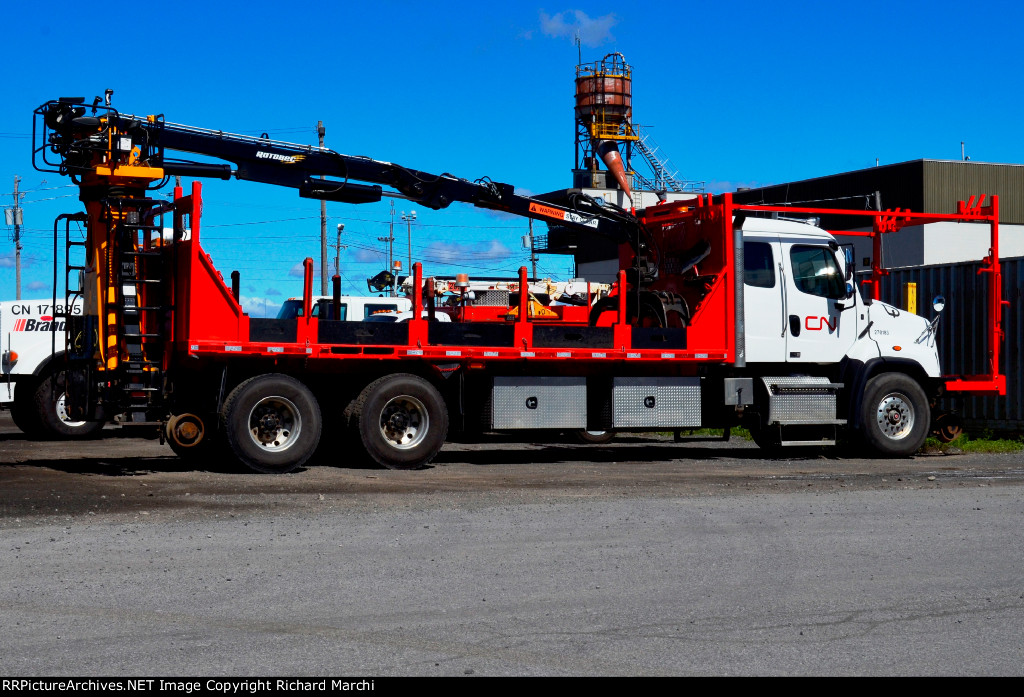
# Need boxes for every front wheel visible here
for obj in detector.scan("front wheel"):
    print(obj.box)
[353,374,448,470]
[223,374,322,474]
[27,368,105,439]
[748,420,785,457]
[859,373,930,457]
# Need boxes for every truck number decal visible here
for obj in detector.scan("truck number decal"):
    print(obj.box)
[5,303,82,316]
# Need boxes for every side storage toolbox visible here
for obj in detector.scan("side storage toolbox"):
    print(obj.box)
[612,377,701,428]
[491,376,587,429]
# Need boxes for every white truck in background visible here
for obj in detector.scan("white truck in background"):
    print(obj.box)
[1,298,104,438]
[2,293,415,438]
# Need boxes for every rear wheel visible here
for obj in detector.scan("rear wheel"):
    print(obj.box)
[859,373,930,457]
[353,374,448,470]
[223,374,322,474]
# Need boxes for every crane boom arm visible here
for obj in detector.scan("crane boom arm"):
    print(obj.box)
[33,97,640,242]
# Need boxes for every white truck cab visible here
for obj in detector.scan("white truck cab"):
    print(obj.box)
[739,217,941,454]
[276,295,412,321]
[742,217,938,372]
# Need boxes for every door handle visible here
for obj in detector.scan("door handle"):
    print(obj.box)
[788,315,801,336]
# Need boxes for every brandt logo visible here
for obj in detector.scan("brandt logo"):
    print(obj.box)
[13,318,65,332]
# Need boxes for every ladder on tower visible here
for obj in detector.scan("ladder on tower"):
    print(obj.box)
[631,128,704,194]
[103,198,170,424]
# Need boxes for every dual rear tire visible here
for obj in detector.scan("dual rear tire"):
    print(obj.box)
[222,374,322,474]
[350,374,448,470]
[216,372,447,473]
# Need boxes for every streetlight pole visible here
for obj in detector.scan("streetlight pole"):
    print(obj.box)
[334,223,347,278]
[401,210,416,275]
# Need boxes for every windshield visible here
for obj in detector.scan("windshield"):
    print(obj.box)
[276,300,305,319]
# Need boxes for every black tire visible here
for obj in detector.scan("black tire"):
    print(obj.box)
[859,373,930,457]
[749,421,785,456]
[352,373,448,470]
[222,374,322,474]
[28,368,105,439]
[575,429,616,444]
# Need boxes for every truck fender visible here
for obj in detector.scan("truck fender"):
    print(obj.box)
[27,350,66,379]
[842,357,932,431]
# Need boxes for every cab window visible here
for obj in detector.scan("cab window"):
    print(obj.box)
[790,246,845,299]
[744,242,775,288]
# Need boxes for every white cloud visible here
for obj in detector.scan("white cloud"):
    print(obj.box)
[238,294,283,319]
[539,9,617,47]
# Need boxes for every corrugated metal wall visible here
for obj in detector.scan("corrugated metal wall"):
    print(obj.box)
[881,257,1023,431]
[730,160,1024,226]
[922,161,1024,225]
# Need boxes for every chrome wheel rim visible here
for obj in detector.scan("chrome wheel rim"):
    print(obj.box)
[378,395,428,450]
[247,396,302,452]
[55,392,87,428]
[875,393,914,440]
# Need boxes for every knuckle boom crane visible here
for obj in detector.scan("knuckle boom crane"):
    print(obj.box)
[31,94,1007,472]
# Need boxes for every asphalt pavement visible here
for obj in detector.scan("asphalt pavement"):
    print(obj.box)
[2,413,1023,676]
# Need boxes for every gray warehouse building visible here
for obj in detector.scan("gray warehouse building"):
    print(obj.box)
[731,159,1024,268]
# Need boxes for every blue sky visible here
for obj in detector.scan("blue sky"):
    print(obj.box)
[2,0,1022,314]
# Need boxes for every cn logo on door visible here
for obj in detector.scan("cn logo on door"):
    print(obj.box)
[805,316,837,332]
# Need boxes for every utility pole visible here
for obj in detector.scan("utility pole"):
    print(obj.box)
[389,200,395,273]
[377,202,396,295]
[4,176,24,300]
[318,121,328,295]
[528,218,538,281]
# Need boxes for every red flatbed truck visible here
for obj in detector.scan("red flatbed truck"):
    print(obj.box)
[31,96,1007,472]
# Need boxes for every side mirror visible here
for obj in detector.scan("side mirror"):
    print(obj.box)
[846,281,856,299]
[843,247,855,282]
[932,295,946,313]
